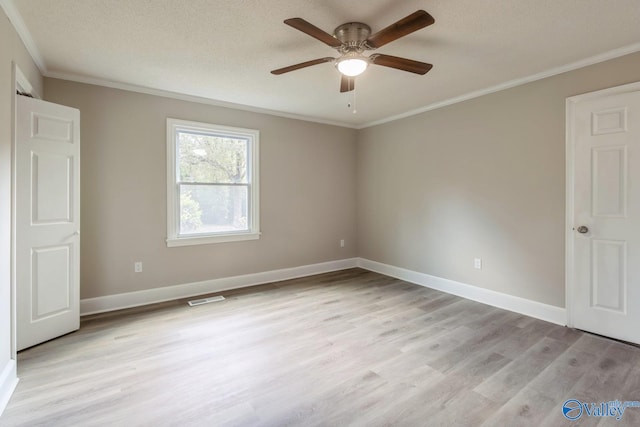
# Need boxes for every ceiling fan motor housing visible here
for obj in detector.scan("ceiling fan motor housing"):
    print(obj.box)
[334,22,371,52]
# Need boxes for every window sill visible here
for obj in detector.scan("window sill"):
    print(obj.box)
[166,232,260,247]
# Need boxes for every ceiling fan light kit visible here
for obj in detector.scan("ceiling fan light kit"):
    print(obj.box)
[271,10,435,93]
[336,54,369,77]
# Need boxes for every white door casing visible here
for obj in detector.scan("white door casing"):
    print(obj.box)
[15,96,80,351]
[567,81,640,344]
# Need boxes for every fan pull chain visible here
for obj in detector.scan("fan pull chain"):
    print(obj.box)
[347,79,358,114]
[345,79,357,114]
[351,81,357,114]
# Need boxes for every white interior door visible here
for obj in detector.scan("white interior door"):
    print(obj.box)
[16,95,80,351]
[568,82,640,344]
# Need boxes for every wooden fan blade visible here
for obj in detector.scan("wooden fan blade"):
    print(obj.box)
[366,10,435,49]
[340,75,355,93]
[370,54,433,75]
[271,57,335,75]
[284,18,343,48]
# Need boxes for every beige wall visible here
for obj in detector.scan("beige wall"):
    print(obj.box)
[44,79,357,299]
[0,9,43,383]
[357,52,640,308]
[35,48,640,310]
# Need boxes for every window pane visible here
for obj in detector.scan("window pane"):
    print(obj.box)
[179,184,249,235]
[177,131,248,184]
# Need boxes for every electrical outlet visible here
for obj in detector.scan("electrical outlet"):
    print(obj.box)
[134,261,143,273]
[474,258,482,270]
[340,239,345,248]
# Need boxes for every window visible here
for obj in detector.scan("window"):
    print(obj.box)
[166,118,259,246]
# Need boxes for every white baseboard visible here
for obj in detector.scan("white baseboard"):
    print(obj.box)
[80,256,566,326]
[0,359,18,416]
[357,258,566,326]
[80,258,359,316]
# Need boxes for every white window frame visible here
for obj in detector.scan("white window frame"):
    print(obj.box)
[166,118,260,247]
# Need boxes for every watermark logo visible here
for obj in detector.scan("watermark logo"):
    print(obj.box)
[562,399,583,420]
[562,399,640,421]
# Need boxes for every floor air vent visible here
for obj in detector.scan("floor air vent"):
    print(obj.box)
[188,296,225,306]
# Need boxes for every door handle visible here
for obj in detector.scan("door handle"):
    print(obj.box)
[576,225,589,234]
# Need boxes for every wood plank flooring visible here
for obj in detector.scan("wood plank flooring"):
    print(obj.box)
[3,268,640,426]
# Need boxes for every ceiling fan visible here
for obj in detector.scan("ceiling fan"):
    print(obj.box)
[271,10,435,93]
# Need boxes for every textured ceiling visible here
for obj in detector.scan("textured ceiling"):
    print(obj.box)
[4,0,640,127]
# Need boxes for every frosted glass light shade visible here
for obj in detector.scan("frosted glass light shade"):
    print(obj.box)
[337,58,368,77]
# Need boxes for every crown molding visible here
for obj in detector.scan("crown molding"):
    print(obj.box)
[3,0,639,130]
[45,71,359,129]
[0,0,47,73]
[357,42,640,129]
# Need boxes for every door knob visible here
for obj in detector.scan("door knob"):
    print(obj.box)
[576,225,589,234]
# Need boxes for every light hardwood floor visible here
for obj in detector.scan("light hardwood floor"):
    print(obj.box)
[3,269,640,426]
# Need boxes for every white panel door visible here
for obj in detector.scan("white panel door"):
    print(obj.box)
[16,95,80,351]
[568,83,640,344]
